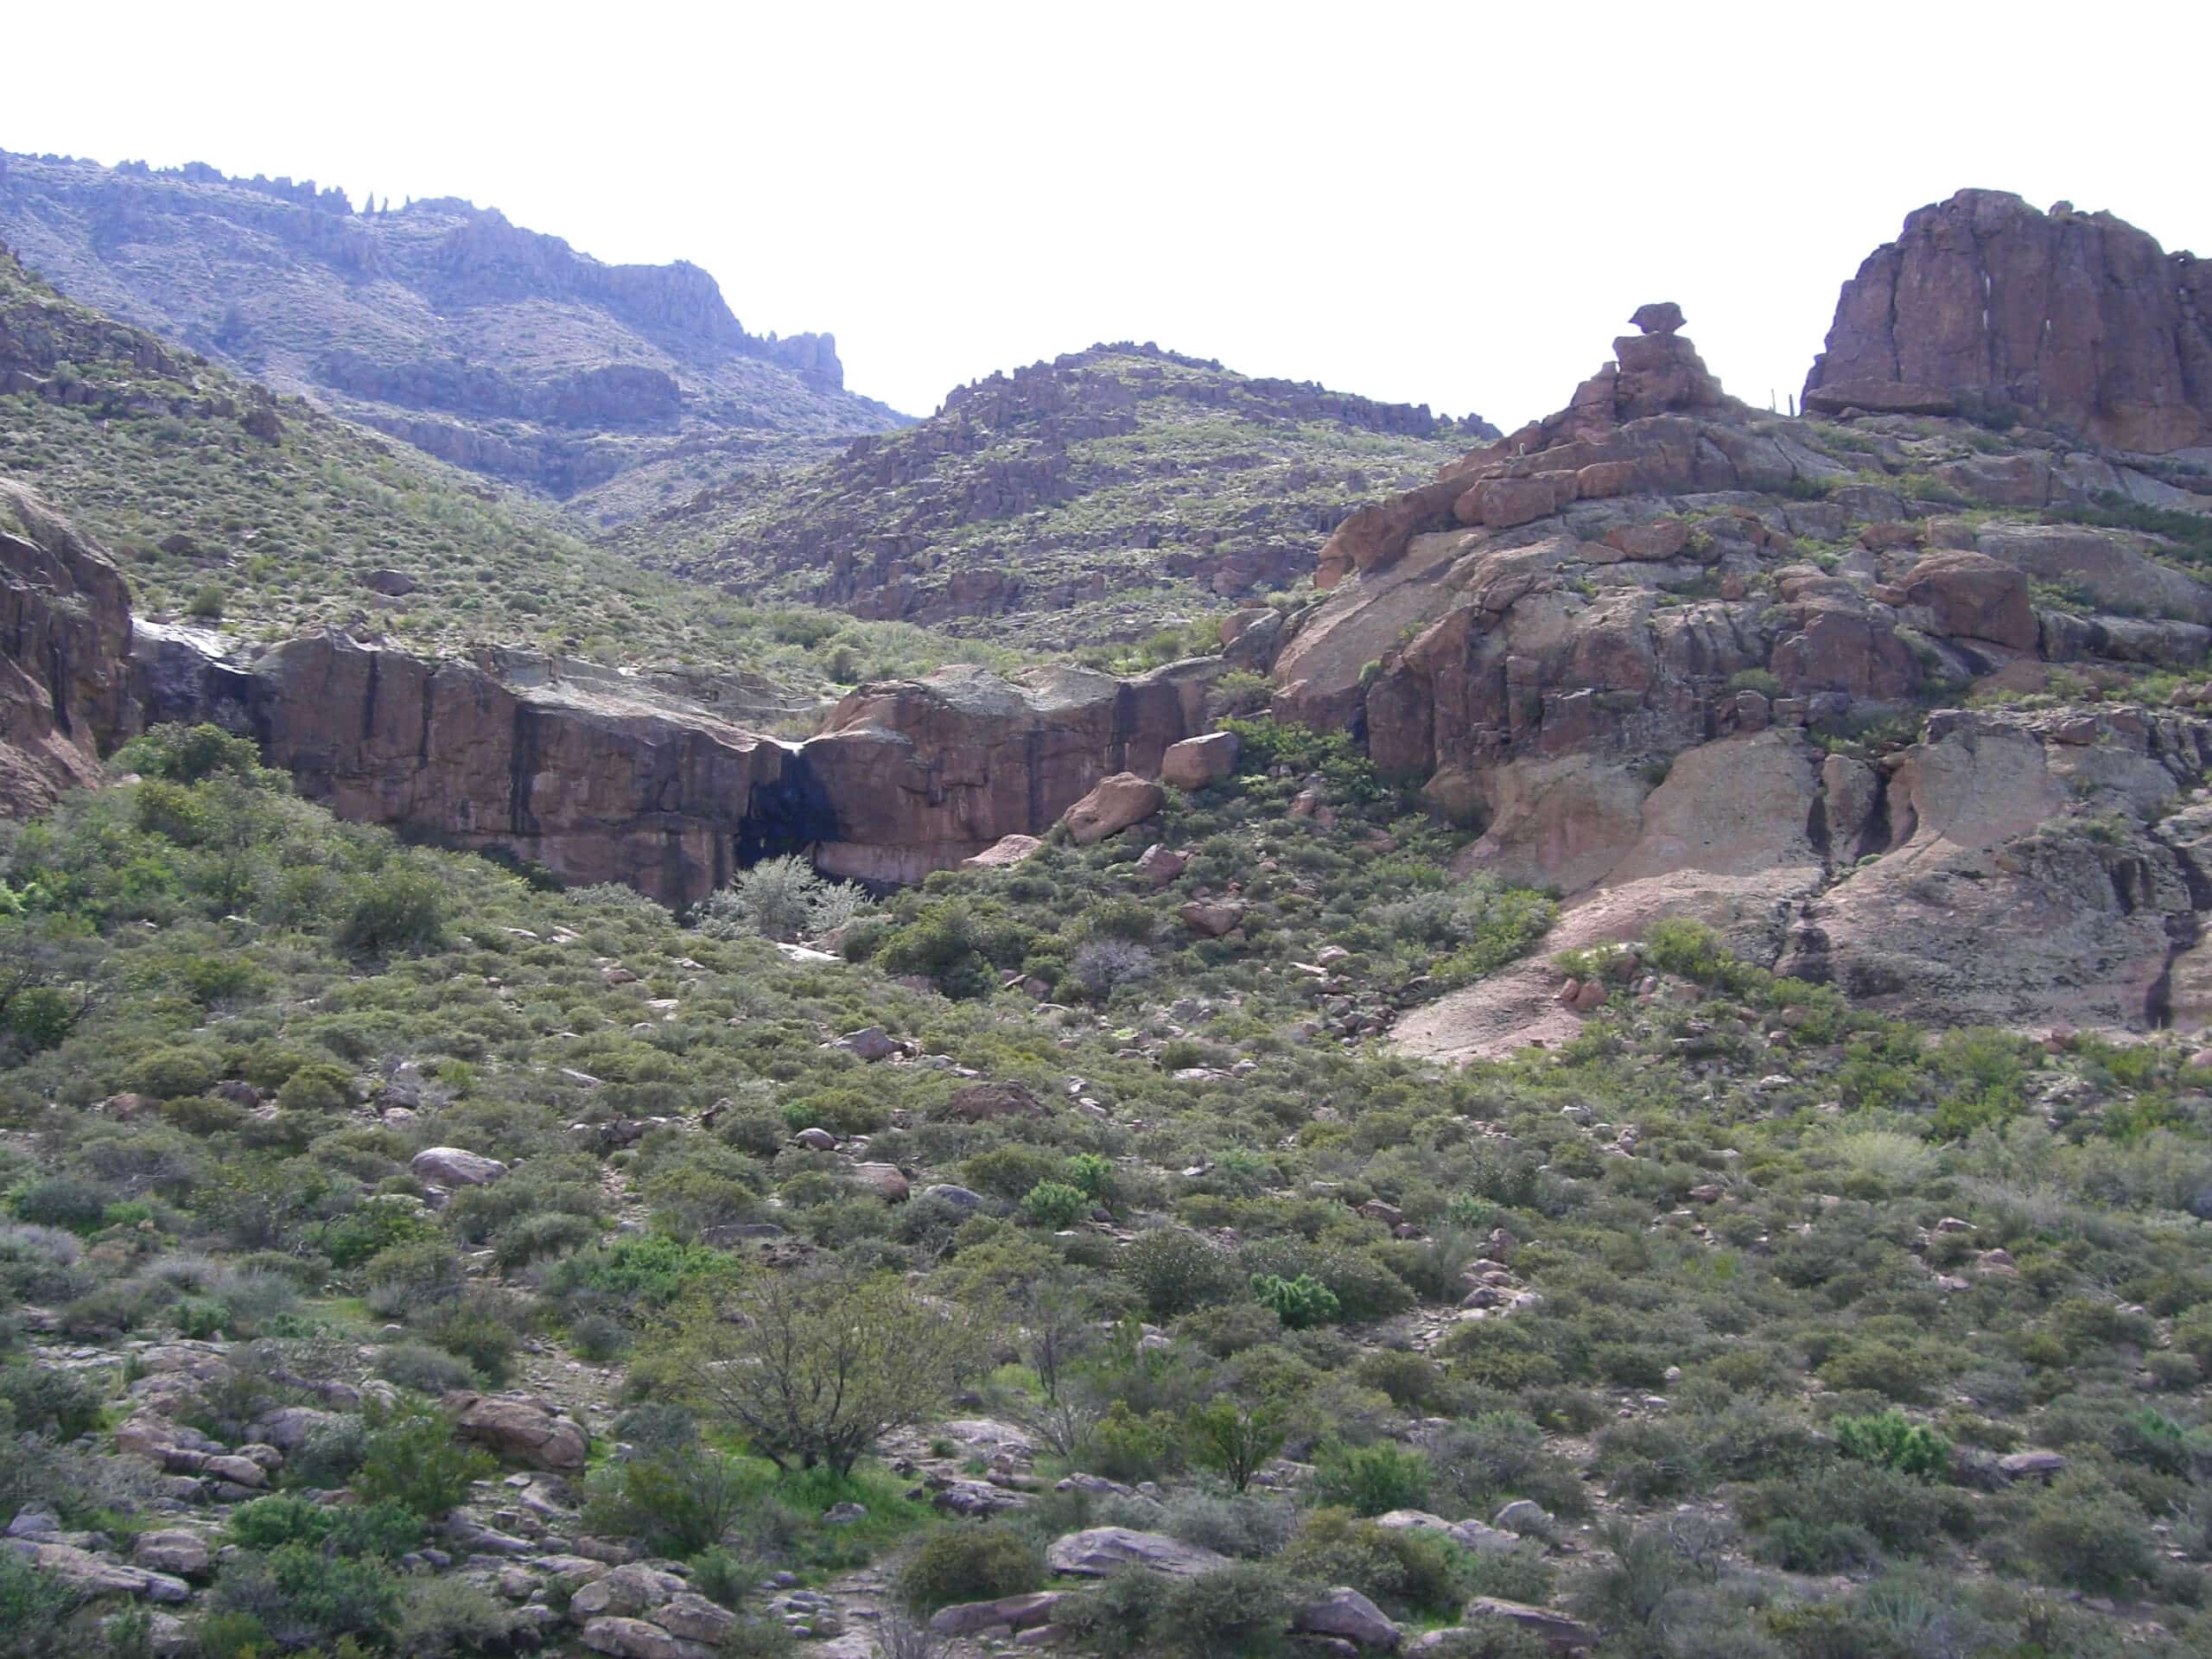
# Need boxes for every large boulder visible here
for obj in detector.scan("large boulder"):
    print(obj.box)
[131,1531,212,1580]
[930,1592,1066,1637]
[1046,1528,1230,1579]
[1804,189,2212,453]
[1899,550,2037,652]
[1160,732,1240,791]
[411,1147,507,1187]
[1460,1598,1593,1652]
[444,1391,589,1471]
[1061,773,1166,845]
[569,1563,690,1621]
[1294,1587,1402,1650]
[578,1617,712,1659]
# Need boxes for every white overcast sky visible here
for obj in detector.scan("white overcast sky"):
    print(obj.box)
[7,2,2206,429]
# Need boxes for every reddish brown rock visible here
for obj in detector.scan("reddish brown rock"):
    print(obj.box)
[0,483,137,814]
[1160,731,1240,790]
[1900,550,2037,651]
[1178,899,1245,938]
[1061,772,1166,845]
[1599,520,1689,562]
[944,1081,1046,1122]
[1805,189,2212,452]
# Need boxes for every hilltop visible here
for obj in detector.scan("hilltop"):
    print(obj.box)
[621,342,1497,650]
[0,149,907,515]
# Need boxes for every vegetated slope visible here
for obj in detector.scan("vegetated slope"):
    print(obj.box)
[0,241,1012,700]
[621,341,1498,651]
[0,149,907,517]
[2,724,2209,1659]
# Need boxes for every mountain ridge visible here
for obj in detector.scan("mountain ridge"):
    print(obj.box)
[0,148,909,513]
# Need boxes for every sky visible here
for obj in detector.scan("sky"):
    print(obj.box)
[7,2,2207,430]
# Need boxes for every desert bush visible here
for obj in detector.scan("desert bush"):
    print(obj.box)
[1311,1440,1430,1516]
[898,1522,1045,1611]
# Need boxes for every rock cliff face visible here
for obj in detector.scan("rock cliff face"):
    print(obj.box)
[2,494,1211,907]
[0,150,906,512]
[625,342,1493,647]
[0,484,138,810]
[1803,190,2212,454]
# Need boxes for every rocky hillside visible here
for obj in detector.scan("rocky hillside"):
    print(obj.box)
[620,343,1496,649]
[0,240,1003,703]
[3,186,2212,1659]
[0,149,906,514]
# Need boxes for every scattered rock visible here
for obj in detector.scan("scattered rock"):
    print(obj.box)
[1294,1587,1401,1650]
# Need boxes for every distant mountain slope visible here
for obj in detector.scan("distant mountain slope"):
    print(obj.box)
[0,238,1011,706]
[620,341,1497,648]
[0,149,907,515]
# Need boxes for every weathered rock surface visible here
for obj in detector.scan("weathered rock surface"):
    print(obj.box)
[411,1147,507,1188]
[0,484,138,812]
[1294,1587,1401,1649]
[444,1390,589,1471]
[1061,772,1168,846]
[1805,189,2212,452]
[1160,730,1241,790]
[1045,1527,1229,1578]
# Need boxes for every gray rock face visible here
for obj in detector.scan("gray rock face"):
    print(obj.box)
[1045,1527,1230,1579]
[929,1591,1066,1637]
[411,1147,507,1187]
[1294,1586,1402,1649]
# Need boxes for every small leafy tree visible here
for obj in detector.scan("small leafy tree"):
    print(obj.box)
[1185,1396,1287,1494]
[694,855,870,943]
[658,1266,981,1475]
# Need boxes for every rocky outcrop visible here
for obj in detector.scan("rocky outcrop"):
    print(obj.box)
[0,483,138,810]
[799,662,1212,883]
[1804,190,2212,453]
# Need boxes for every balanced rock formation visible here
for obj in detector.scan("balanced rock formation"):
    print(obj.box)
[1804,190,2212,453]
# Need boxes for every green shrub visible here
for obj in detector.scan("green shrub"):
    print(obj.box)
[1834,1409,1948,1481]
[352,1398,496,1518]
[0,1363,101,1440]
[898,1521,1045,1611]
[394,1575,515,1657]
[1312,1440,1430,1516]
[2018,1472,2156,1592]
[1125,1229,1236,1317]
[0,1539,75,1657]
[584,1449,755,1556]
[1251,1272,1340,1329]
[1021,1181,1090,1229]
[336,867,446,956]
